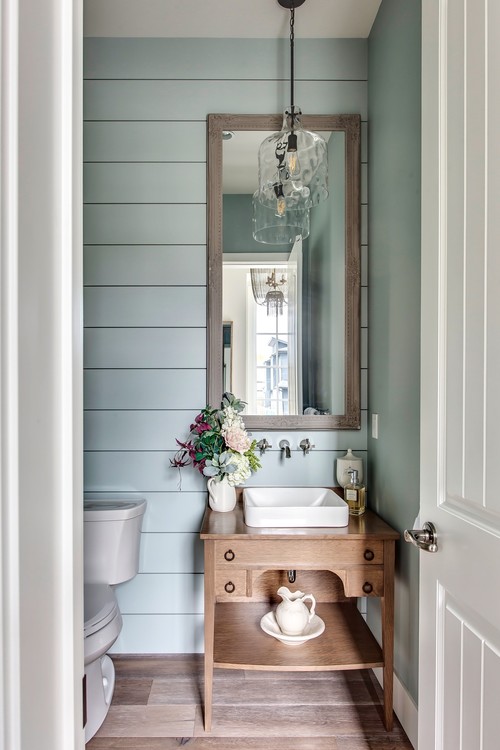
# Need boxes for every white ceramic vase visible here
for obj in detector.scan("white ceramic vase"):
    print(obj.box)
[207,476,237,512]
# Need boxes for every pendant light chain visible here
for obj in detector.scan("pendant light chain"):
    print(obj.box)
[290,5,295,114]
[255,0,328,221]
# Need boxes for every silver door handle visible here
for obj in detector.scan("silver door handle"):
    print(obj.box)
[404,522,438,553]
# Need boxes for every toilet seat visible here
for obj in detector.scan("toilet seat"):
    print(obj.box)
[84,584,119,638]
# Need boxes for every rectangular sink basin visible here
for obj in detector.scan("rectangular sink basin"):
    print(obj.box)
[243,487,349,528]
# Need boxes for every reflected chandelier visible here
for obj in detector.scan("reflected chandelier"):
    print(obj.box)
[250,268,288,316]
[256,0,328,216]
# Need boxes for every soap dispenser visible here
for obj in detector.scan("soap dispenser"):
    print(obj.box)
[336,448,363,488]
[345,469,366,516]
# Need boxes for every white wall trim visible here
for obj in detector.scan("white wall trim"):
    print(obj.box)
[0,0,21,747]
[373,667,418,749]
[2,0,84,747]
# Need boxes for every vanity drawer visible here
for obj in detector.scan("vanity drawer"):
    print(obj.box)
[344,568,384,597]
[215,570,248,600]
[214,540,384,569]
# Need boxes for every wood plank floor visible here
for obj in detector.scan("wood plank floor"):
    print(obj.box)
[86,655,414,749]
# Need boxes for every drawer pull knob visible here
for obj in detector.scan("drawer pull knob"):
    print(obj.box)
[224,581,235,593]
[364,549,375,561]
[362,582,373,594]
[224,549,235,561]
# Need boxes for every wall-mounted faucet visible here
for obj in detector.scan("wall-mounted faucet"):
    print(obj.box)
[299,438,315,455]
[256,438,272,454]
[279,439,291,459]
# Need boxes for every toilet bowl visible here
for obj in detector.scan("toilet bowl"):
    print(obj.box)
[84,497,146,742]
[84,583,123,740]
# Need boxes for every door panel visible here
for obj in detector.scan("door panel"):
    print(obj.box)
[437,589,500,750]
[420,0,500,746]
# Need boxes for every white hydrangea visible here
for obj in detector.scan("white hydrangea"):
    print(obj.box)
[221,405,245,433]
[225,452,251,486]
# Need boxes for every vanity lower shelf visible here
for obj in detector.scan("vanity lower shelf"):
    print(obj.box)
[213,601,383,671]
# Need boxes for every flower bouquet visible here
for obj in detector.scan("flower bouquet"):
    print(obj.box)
[171,393,261,511]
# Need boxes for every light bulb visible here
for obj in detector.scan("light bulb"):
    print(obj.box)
[276,195,286,217]
[286,149,301,177]
[286,132,301,177]
[273,183,286,218]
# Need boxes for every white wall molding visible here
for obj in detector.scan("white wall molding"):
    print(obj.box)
[373,667,418,749]
[2,0,84,748]
[0,1,21,747]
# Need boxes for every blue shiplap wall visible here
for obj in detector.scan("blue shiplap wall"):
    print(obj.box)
[83,37,369,653]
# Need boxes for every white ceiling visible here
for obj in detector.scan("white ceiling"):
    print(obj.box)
[84,0,382,38]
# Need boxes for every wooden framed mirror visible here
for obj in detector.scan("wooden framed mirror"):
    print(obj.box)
[207,113,361,430]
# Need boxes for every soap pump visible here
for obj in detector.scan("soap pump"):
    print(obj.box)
[336,448,363,488]
[345,468,366,516]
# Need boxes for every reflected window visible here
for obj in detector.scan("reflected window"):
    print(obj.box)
[223,260,298,417]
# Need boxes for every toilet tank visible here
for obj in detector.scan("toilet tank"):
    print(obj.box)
[84,499,147,584]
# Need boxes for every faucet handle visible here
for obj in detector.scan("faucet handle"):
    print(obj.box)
[299,438,315,455]
[256,438,272,454]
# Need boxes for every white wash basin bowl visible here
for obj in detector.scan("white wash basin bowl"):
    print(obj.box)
[242,487,349,528]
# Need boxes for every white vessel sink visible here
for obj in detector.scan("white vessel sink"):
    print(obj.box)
[243,487,349,528]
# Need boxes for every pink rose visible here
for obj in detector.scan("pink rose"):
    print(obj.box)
[223,426,251,454]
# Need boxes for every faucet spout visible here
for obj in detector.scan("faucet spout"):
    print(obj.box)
[279,439,291,458]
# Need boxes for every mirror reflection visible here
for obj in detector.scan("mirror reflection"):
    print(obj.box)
[223,130,346,417]
[207,114,361,430]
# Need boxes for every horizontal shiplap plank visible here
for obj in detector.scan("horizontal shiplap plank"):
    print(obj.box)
[361,121,368,163]
[116,573,204,614]
[84,121,206,162]
[84,38,368,82]
[84,410,198,451]
[84,369,206,410]
[139,533,204,574]
[84,204,206,245]
[361,287,368,328]
[84,80,368,121]
[84,287,206,327]
[361,245,368,286]
[85,415,369,459]
[361,370,368,411]
[110,614,204,654]
[361,163,368,205]
[84,491,207,532]
[84,451,206,492]
[84,245,206,286]
[84,163,206,204]
[241,450,355,488]
[361,204,368,245]
[361,329,368,369]
[84,328,206,369]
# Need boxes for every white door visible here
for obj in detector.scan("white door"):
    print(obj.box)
[418,0,500,747]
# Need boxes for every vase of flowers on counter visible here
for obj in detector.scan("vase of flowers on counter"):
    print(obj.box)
[171,392,261,512]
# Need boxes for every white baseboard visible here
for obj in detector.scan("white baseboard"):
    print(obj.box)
[373,667,418,749]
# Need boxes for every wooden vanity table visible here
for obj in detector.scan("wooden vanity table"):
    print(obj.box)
[200,497,399,732]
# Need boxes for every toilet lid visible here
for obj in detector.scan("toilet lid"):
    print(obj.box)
[84,498,147,522]
[84,584,119,637]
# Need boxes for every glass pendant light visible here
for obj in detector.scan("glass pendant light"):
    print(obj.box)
[257,0,328,214]
[252,191,310,244]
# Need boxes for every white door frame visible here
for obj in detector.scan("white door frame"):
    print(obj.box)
[0,0,84,748]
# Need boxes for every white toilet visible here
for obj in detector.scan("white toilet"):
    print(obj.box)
[83,498,147,742]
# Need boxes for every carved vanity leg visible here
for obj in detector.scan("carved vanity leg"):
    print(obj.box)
[203,541,215,732]
[381,540,395,731]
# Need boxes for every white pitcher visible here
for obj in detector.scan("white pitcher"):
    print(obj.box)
[275,586,316,636]
[207,476,237,512]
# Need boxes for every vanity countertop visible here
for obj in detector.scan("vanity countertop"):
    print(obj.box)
[200,493,400,541]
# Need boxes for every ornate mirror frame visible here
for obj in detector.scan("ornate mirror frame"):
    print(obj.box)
[207,113,361,430]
